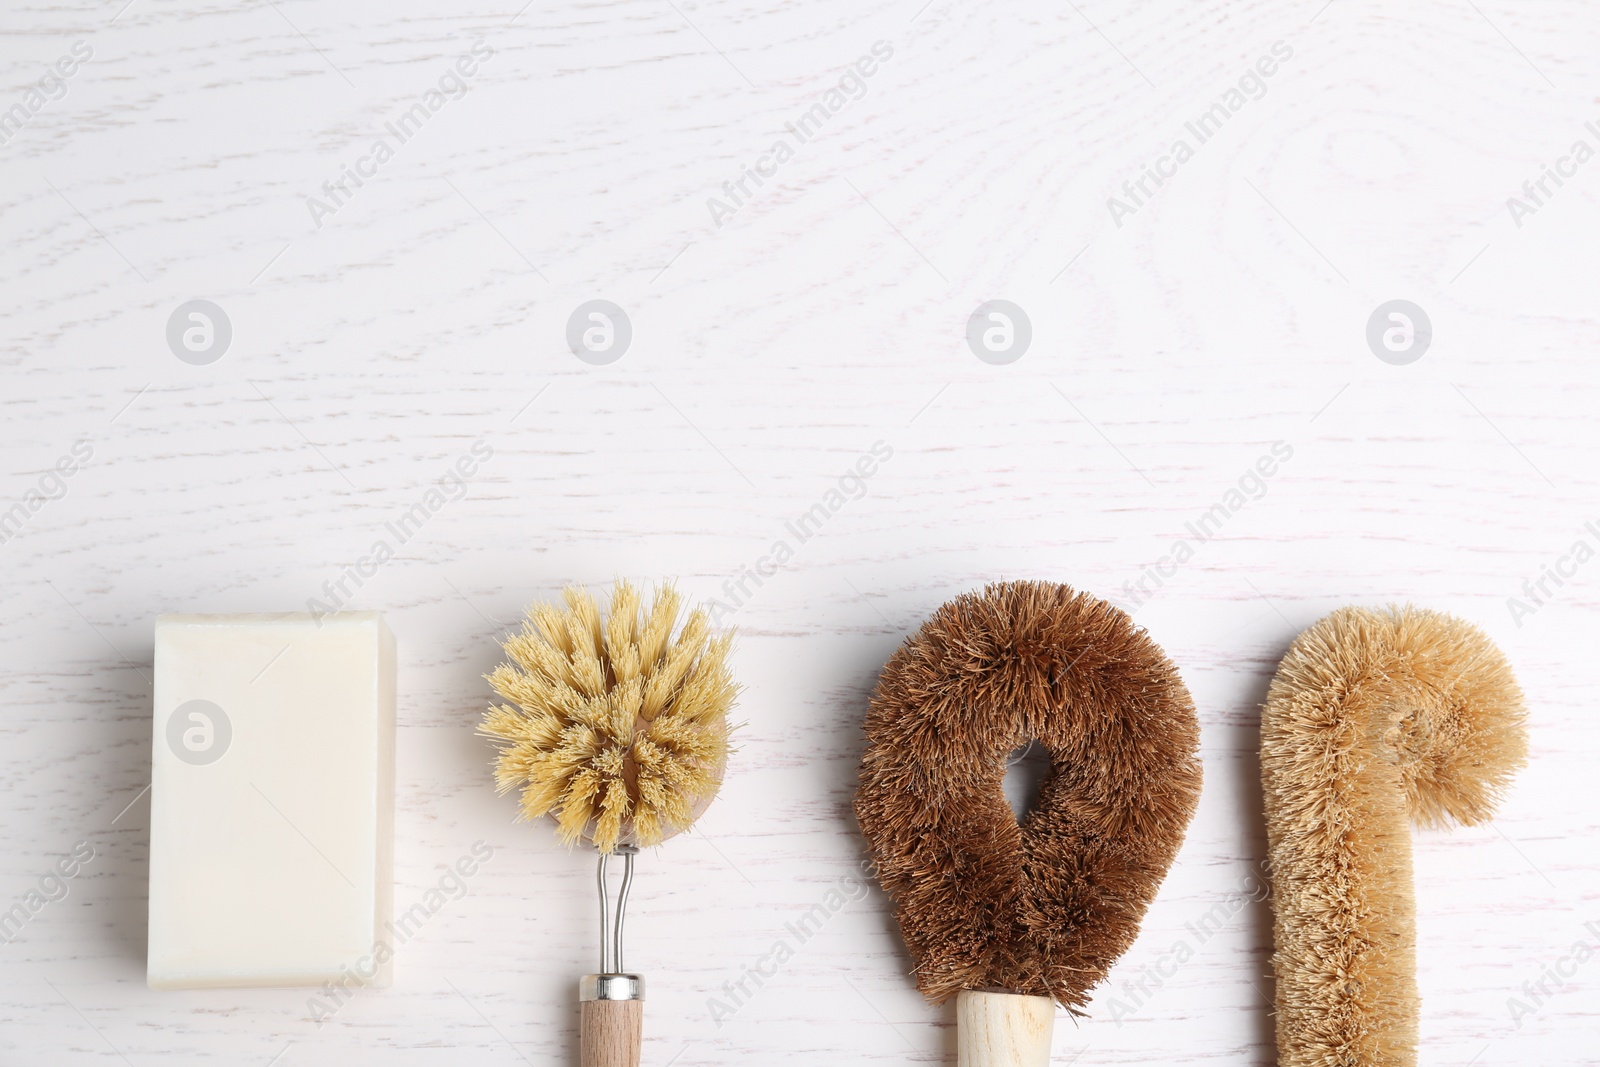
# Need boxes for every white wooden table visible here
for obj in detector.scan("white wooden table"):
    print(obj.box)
[1,0,1595,1063]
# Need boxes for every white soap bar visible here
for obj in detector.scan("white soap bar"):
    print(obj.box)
[149,612,395,990]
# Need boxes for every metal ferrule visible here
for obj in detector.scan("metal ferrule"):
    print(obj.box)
[579,972,645,1002]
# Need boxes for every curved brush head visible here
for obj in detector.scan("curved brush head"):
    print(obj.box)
[1262,605,1527,1067]
[480,581,737,854]
[854,580,1202,1012]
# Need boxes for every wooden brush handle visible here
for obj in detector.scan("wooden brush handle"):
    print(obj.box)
[956,990,1054,1067]
[580,974,643,1067]
[580,999,641,1067]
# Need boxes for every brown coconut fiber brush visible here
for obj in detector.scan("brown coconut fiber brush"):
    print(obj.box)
[855,581,1203,1067]
[480,581,736,1067]
[1261,605,1526,1067]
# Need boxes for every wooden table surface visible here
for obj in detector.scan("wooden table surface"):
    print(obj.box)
[1,0,1596,1063]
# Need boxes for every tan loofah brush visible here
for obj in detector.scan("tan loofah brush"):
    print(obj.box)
[855,581,1202,1067]
[481,581,736,1067]
[1261,605,1527,1067]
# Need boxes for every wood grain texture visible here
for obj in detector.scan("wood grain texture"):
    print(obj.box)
[0,0,1596,1064]
[956,991,1054,1067]
[581,998,643,1067]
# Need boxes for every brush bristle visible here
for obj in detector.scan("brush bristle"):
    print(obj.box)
[854,580,1202,1010]
[480,581,737,853]
[1262,605,1528,1067]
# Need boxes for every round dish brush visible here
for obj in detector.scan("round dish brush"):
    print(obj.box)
[480,581,737,1067]
[1261,605,1526,1067]
[855,581,1202,1067]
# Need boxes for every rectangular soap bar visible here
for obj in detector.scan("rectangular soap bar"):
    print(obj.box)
[149,612,395,990]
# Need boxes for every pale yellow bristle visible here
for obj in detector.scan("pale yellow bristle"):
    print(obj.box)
[479,581,737,853]
[1262,605,1527,1067]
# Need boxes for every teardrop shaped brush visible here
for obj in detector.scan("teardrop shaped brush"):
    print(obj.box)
[856,581,1202,1067]
[480,581,737,1067]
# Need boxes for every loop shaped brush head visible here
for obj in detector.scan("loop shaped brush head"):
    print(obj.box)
[855,581,1202,1026]
[480,581,736,854]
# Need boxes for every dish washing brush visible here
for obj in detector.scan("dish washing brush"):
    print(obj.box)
[1261,605,1526,1067]
[480,581,737,1067]
[855,581,1202,1067]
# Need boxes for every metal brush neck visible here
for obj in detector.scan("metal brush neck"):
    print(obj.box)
[597,845,637,974]
[582,845,643,1003]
